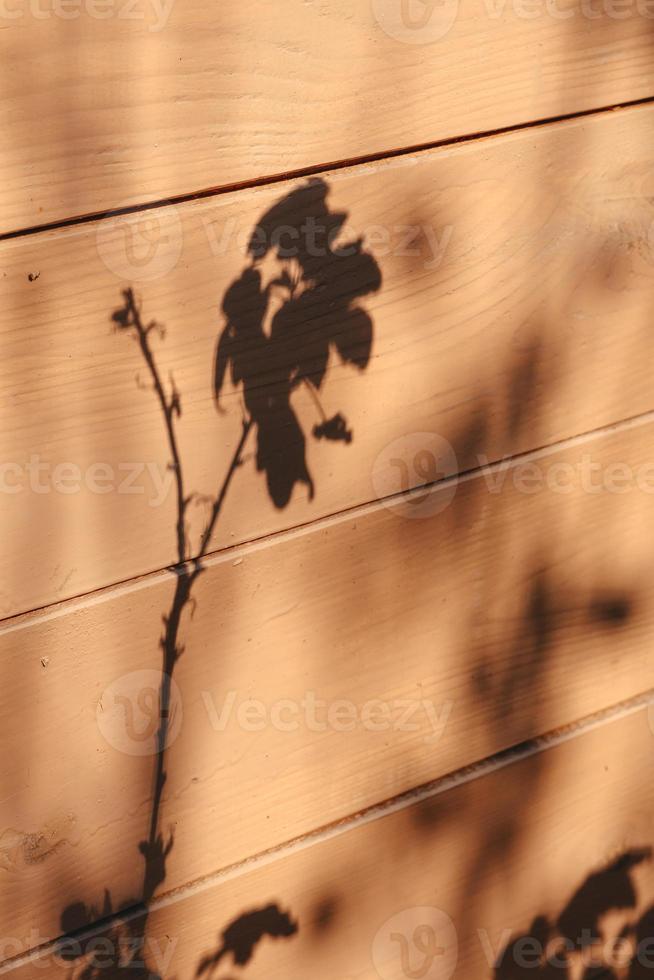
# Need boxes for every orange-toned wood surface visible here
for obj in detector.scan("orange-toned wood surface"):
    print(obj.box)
[3,6,654,969]
[1,0,654,232]
[2,104,654,618]
[1,418,654,956]
[7,706,654,979]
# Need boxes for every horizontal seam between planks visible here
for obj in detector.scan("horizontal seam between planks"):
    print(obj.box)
[1,96,654,243]
[3,689,653,973]
[2,402,654,633]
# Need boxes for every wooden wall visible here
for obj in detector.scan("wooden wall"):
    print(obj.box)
[2,2,654,977]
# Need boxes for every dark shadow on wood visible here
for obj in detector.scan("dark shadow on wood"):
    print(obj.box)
[54,176,381,977]
[494,849,653,980]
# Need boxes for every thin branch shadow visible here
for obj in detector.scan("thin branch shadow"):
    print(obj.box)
[54,178,381,978]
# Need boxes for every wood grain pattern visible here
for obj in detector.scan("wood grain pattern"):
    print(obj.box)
[1,0,654,231]
[2,104,654,619]
[9,706,654,977]
[2,418,654,957]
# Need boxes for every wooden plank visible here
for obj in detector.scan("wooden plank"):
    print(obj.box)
[2,419,654,956]
[8,706,654,978]
[2,104,654,618]
[2,0,654,231]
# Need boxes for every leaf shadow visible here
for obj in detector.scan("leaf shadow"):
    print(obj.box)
[54,177,382,978]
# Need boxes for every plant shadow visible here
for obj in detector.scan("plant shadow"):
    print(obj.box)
[53,177,382,978]
[494,849,654,980]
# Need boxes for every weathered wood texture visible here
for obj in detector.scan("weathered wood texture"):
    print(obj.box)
[2,104,654,618]
[8,706,654,978]
[2,418,654,956]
